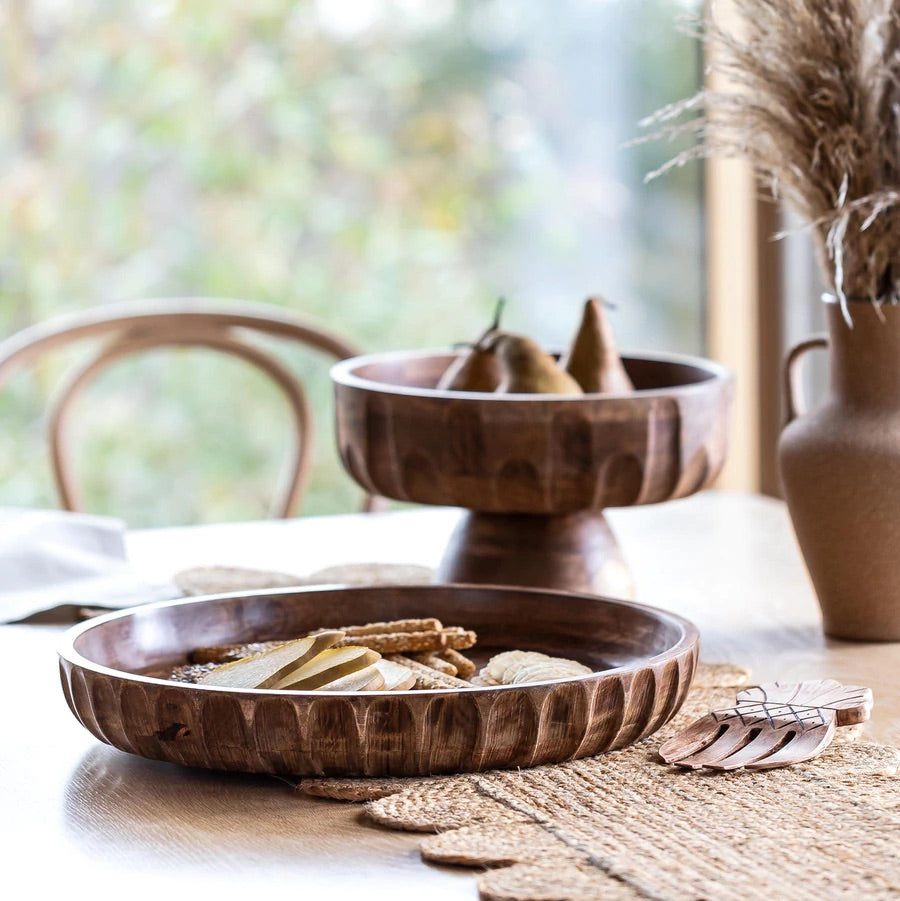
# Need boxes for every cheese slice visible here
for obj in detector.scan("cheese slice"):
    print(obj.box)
[316,664,386,692]
[274,646,380,690]
[373,659,416,691]
[198,631,344,689]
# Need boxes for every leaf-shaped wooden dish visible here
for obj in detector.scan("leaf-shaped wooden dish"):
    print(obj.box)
[58,584,698,777]
[658,679,873,771]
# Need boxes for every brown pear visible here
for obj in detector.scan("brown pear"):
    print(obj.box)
[437,299,504,392]
[436,342,499,392]
[493,333,583,395]
[562,296,634,393]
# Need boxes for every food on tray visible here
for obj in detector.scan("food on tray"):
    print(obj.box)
[174,618,475,692]
[172,616,594,693]
[170,661,221,683]
[436,294,631,396]
[386,654,474,689]
[471,650,593,686]
[412,651,458,676]
[273,646,381,690]
[190,640,284,665]
[316,662,385,692]
[374,658,418,691]
[439,648,477,679]
[197,631,344,689]
[331,626,476,654]
[189,618,475,665]
[334,617,443,636]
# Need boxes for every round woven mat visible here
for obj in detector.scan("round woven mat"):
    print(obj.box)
[172,562,435,596]
[300,663,900,900]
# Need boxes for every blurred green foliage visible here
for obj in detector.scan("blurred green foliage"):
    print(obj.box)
[0,0,701,527]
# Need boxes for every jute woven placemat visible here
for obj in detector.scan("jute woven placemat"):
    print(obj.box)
[300,664,900,901]
[172,562,435,596]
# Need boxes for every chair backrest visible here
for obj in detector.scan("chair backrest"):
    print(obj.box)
[0,297,375,519]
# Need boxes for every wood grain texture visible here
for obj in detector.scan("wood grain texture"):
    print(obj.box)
[58,584,698,777]
[332,349,732,593]
[5,494,900,900]
[332,349,733,514]
[435,509,634,597]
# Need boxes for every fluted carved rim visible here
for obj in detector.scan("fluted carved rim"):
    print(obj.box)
[57,585,700,776]
[59,584,698,694]
[331,348,732,402]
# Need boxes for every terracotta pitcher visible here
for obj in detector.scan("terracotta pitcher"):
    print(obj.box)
[779,295,900,640]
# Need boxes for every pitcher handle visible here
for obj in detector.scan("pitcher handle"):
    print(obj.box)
[784,335,828,423]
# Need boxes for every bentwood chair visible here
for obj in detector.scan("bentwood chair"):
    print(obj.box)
[0,298,378,518]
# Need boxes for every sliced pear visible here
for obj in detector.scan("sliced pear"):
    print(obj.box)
[197,630,345,689]
[316,664,386,692]
[274,646,381,690]
[373,659,417,691]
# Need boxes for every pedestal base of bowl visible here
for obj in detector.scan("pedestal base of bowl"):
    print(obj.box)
[333,348,734,600]
[435,510,634,598]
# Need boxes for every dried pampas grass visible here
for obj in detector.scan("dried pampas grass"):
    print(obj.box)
[640,0,900,316]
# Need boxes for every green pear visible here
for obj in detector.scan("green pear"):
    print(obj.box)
[492,333,584,395]
[562,296,634,393]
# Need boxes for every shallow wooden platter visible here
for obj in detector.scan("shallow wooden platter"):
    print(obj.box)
[58,584,699,777]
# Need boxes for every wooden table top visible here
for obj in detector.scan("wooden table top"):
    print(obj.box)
[4,491,898,898]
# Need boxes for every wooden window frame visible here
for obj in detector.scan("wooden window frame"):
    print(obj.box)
[706,160,783,496]
[704,0,784,497]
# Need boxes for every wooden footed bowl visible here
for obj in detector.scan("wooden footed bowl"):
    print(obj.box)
[332,349,732,514]
[58,584,699,777]
[331,350,732,595]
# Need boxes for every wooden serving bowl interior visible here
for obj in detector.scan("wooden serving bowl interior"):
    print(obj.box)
[332,349,733,514]
[59,584,699,777]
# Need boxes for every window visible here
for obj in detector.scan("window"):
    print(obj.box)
[1,0,704,525]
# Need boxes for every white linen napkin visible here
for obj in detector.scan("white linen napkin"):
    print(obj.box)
[0,508,178,623]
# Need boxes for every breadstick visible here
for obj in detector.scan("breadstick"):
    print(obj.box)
[188,620,444,664]
[331,618,443,636]
[187,623,475,666]
[387,655,472,689]
[440,628,478,650]
[333,631,443,653]
[439,648,476,680]
[334,628,476,654]
[412,652,458,676]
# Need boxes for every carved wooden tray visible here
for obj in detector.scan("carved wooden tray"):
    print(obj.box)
[58,584,699,777]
